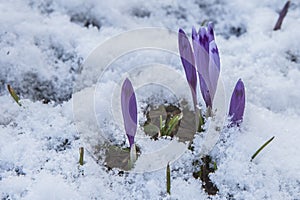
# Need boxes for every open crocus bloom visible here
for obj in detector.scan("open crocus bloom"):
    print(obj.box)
[229,79,245,125]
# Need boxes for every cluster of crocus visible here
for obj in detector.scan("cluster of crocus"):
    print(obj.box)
[179,23,245,126]
[121,78,137,164]
[178,22,220,112]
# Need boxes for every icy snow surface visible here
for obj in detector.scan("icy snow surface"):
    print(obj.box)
[1,0,300,199]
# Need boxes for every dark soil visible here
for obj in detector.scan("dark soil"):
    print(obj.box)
[104,145,141,171]
[193,155,219,195]
[143,102,196,142]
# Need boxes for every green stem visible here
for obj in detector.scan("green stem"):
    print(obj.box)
[158,115,163,137]
[7,85,21,106]
[165,114,181,136]
[206,106,212,118]
[197,112,205,133]
[251,136,275,161]
[160,114,182,137]
[79,147,84,165]
[159,115,163,131]
[213,161,217,171]
[166,162,171,195]
[193,103,199,132]
[129,144,137,167]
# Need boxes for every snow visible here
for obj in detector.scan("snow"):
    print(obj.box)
[1,0,300,199]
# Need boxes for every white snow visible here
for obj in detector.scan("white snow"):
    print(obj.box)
[1,0,300,199]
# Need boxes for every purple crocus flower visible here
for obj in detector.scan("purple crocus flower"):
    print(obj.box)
[178,23,220,112]
[229,79,245,125]
[121,78,137,147]
[192,22,220,108]
[178,29,198,108]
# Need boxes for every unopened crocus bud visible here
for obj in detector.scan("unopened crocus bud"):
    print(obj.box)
[229,79,245,125]
[121,78,137,147]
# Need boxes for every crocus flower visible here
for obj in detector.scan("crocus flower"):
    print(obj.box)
[178,29,198,109]
[121,78,137,147]
[192,22,220,109]
[178,22,220,118]
[228,79,245,125]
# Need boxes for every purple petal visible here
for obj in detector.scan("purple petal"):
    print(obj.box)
[207,22,215,42]
[121,78,137,147]
[208,41,220,102]
[199,27,209,53]
[192,26,198,41]
[178,29,197,108]
[229,79,245,125]
[199,74,212,108]
[192,29,210,98]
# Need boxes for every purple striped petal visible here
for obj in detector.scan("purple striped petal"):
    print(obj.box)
[121,78,137,147]
[207,22,215,42]
[192,28,210,105]
[208,41,220,102]
[178,28,197,108]
[229,79,245,125]
[199,27,209,53]
[192,26,198,41]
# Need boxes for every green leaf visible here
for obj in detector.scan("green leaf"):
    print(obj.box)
[197,112,205,132]
[251,136,275,161]
[79,147,84,165]
[159,115,163,130]
[166,162,171,195]
[213,161,217,170]
[7,85,21,106]
[201,19,208,26]
[163,114,182,136]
